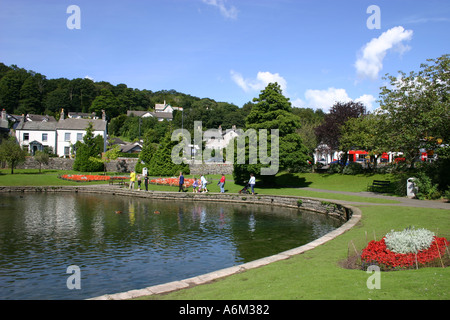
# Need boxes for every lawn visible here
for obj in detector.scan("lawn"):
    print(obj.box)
[141,205,450,300]
[0,170,400,204]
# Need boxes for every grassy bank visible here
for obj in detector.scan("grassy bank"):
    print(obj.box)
[141,205,450,300]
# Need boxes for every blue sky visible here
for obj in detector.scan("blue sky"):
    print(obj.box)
[1,0,449,112]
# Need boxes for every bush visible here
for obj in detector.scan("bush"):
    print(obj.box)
[327,163,342,174]
[415,172,441,200]
[444,189,450,202]
[73,153,104,172]
[342,162,363,175]
[384,227,435,254]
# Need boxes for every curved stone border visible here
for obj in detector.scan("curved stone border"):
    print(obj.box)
[0,185,361,300]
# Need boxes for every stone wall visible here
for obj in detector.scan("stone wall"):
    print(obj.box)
[105,158,139,173]
[0,186,353,222]
[189,163,234,175]
[17,157,75,171]
[15,157,138,173]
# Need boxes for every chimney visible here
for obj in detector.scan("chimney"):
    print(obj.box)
[60,108,65,120]
[102,110,106,121]
[1,109,5,121]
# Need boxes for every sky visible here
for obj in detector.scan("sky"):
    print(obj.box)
[0,0,449,112]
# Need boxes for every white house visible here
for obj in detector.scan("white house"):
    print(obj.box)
[15,109,107,157]
[15,115,58,155]
[56,109,107,157]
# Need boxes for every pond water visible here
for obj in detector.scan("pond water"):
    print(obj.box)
[0,192,342,300]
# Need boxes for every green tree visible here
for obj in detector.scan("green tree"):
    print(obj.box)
[34,150,49,173]
[0,137,27,174]
[18,75,43,115]
[147,130,189,176]
[378,54,449,168]
[233,83,310,184]
[340,114,387,170]
[73,123,104,172]
[0,66,30,113]
[90,89,121,119]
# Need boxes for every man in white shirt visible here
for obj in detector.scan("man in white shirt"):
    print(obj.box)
[249,173,256,195]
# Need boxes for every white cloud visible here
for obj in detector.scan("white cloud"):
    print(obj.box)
[355,94,376,110]
[355,26,413,80]
[295,87,376,112]
[202,0,238,20]
[230,71,376,112]
[230,70,287,93]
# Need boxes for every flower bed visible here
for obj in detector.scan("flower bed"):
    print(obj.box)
[59,174,128,182]
[150,177,195,187]
[361,228,449,270]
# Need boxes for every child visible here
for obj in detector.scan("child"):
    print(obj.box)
[192,177,199,193]
[200,175,208,193]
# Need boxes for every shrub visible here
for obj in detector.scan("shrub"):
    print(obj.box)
[342,162,363,175]
[415,172,441,200]
[384,227,435,254]
[327,163,342,174]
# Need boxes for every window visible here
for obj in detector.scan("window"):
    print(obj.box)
[64,146,70,156]
[77,133,83,141]
[65,133,71,141]
[42,133,48,142]
[23,133,29,141]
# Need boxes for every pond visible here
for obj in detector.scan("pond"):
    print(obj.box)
[0,192,342,300]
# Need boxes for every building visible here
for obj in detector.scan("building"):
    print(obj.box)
[14,109,107,157]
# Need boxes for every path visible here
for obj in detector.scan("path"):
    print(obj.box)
[301,187,450,210]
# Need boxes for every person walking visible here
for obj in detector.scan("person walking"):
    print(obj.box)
[200,174,208,193]
[129,170,136,190]
[144,174,149,191]
[249,173,256,195]
[192,177,199,193]
[218,173,226,193]
[178,172,185,192]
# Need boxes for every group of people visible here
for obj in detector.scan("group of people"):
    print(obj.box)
[128,170,149,191]
[188,173,226,193]
[128,171,256,195]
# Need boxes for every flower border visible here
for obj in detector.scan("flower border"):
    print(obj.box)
[361,236,449,269]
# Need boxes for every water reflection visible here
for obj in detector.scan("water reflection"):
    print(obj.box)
[0,193,341,300]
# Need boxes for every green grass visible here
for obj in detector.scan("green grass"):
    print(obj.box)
[141,206,450,300]
[0,170,400,203]
[0,169,113,186]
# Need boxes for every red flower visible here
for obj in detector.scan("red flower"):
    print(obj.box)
[361,236,449,269]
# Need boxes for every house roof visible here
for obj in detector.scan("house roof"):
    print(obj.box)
[15,120,58,131]
[57,118,107,131]
[120,143,142,153]
[26,114,56,122]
